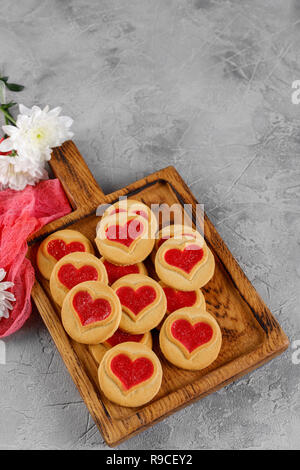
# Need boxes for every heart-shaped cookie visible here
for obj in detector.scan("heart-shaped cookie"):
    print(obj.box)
[112,274,167,333]
[96,213,155,265]
[98,342,162,407]
[37,229,94,280]
[61,281,122,344]
[50,252,108,307]
[155,237,215,291]
[160,307,222,370]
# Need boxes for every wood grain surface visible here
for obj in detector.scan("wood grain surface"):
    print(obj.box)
[28,141,289,447]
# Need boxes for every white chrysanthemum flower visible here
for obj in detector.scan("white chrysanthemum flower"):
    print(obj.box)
[0,268,15,320]
[0,154,48,191]
[0,104,73,163]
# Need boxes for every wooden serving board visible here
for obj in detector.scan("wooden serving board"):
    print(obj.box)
[28,141,289,447]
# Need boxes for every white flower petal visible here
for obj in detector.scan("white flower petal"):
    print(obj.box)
[19,104,33,116]
[0,281,15,290]
[48,107,62,117]
[0,269,15,320]
[0,154,48,191]
[59,116,74,127]
[1,104,72,188]
[5,292,16,303]
[15,114,29,128]
[0,309,9,319]
[1,125,18,136]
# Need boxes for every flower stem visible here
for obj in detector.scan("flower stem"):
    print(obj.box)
[0,107,16,125]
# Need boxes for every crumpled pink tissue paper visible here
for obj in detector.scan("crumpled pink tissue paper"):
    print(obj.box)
[0,179,71,338]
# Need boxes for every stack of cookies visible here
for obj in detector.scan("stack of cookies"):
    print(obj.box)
[37,199,222,408]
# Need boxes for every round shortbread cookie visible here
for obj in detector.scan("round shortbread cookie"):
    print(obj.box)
[95,213,154,265]
[112,274,167,334]
[61,281,121,344]
[155,237,215,291]
[98,342,162,407]
[37,229,94,280]
[159,307,222,370]
[50,252,108,307]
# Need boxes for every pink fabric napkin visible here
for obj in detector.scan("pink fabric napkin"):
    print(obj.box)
[0,179,71,338]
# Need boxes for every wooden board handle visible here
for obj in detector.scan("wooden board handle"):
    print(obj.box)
[50,140,105,210]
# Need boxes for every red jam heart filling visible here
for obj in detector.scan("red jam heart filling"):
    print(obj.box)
[105,220,143,247]
[72,291,112,326]
[171,319,213,353]
[47,239,85,261]
[164,244,204,274]
[58,264,98,290]
[163,287,197,313]
[116,286,157,316]
[133,209,148,220]
[103,260,139,285]
[110,353,154,390]
[106,329,144,347]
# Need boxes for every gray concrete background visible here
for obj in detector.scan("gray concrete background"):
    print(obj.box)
[0,0,300,450]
